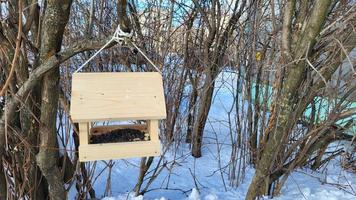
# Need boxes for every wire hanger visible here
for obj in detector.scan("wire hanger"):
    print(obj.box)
[74,25,162,74]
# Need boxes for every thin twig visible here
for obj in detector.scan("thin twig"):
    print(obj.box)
[333,37,356,75]
[305,43,328,86]
[0,1,23,97]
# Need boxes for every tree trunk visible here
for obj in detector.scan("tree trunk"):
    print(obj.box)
[246,1,332,199]
[186,73,198,143]
[166,70,188,142]
[190,0,246,158]
[191,73,215,157]
[245,66,254,164]
[35,1,72,199]
[251,64,262,165]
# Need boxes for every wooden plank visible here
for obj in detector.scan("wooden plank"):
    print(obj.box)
[90,124,147,135]
[79,141,160,162]
[88,122,93,136]
[148,120,159,142]
[70,72,166,122]
[79,122,89,145]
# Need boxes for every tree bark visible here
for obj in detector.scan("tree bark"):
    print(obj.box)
[35,1,72,199]
[192,73,215,157]
[246,1,332,199]
[186,73,198,143]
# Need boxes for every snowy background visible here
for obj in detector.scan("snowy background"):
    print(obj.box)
[68,72,355,200]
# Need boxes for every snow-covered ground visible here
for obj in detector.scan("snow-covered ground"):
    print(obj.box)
[69,72,355,200]
[71,143,355,200]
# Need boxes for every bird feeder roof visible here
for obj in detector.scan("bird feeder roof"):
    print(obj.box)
[70,72,166,122]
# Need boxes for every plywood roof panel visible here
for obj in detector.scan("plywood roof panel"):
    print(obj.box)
[70,72,166,122]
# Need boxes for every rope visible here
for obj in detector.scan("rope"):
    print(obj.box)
[131,41,162,74]
[74,37,115,73]
[74,25,162,74]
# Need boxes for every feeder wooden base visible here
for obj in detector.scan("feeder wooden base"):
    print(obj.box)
[79,141,160,162]
[78,120,160,162]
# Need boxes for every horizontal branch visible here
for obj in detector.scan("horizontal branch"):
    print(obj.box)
[339,108,356,120]
[0,36,115,154]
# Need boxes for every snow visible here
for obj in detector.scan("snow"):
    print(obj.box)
[101,193,143,200]
[85,159,355,200]
[274,167,356,200]
[204,193,218,200]
[68,72,355,200]
[188,188,200,200]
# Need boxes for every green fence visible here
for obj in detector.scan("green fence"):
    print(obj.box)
[248,82,355,136]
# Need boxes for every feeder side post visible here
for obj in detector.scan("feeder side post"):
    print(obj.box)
[89,122,93,136]
[148,120,159,142]
[79,122,89,145]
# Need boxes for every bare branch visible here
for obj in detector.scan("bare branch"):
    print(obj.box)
[0,1,23,97]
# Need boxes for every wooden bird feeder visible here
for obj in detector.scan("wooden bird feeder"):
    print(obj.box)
[70,72,166,162]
